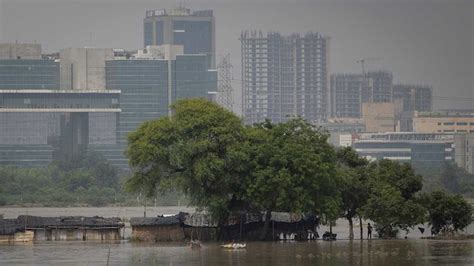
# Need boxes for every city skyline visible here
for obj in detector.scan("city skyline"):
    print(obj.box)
[1,0,472,114]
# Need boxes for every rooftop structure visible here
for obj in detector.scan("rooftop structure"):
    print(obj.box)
[0,43,42,60]
[144,7,215,67]
[60,47,114,91]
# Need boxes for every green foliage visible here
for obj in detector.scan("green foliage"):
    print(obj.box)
[413,162,474,197]
[420,191,472,233]
[362,160,426,238]
[362,184,425,237]
[0,151,127,207]
[241,119,339,238]
[244,120,337,212]
[336,147,370,238]
[126,99,246,225]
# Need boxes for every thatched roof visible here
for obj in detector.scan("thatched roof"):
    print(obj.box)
[129,211,307,228]
[130,216,180,226]
[0,218,22,235]
[17,216,124,229]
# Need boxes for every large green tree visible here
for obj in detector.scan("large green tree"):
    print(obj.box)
[242,119,338,239]
[420,191,472,234]
[362,160,426,238]
[126,99,247,232]
[336,147,370,239]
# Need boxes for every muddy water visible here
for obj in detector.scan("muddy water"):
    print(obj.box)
[1,240,473,265]
[0,207,473,265]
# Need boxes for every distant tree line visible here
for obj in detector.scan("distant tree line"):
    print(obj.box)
[0,151,183,207]
[126,99,473,239]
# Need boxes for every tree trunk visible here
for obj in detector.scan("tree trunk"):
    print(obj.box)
[359,217,363,240]
[329,222,333,235]
[348,217,354,240]
[262,210,272,240]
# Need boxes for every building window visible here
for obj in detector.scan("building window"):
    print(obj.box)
[456,122,468,126]
[24,99,31,104]
[443,122,454,126]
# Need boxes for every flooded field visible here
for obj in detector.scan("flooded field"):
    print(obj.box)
[1,207,473,265]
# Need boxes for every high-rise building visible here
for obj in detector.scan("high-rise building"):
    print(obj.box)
[0,43,216,168]
[0,44,120,167]
[92,45,217,168]
[241,31,329,125]
[144,7,215,67]
[454,133,474,174]
[330,74,372,118]
[366,71,392,102]
[0,43,59,90]
[393,84,432,112]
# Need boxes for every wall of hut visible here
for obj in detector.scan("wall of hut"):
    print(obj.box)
[132,224,185,242]
[33,228,121,241]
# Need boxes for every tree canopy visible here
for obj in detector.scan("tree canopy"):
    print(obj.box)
[125,98,473,240]
[126,99,247,226]
[420,190,472,234]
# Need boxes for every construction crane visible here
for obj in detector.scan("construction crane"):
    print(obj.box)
[356,57,381,75]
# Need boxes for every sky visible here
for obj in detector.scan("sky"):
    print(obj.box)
[0,0,473,113]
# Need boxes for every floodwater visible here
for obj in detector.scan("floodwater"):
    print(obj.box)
[1,240,473,265]
[1,207,473,265]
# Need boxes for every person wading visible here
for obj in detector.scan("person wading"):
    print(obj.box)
[367,223,373,239]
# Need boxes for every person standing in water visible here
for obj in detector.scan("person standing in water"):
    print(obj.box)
[367,223,373,239]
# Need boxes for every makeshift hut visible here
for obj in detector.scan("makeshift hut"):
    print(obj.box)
[17,215,124,241]
[0,218,33,243]
[130,215,184,242]
[267,212,318,240]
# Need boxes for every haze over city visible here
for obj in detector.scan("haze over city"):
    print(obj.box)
[1,0,472,112]
[1,0,474,265]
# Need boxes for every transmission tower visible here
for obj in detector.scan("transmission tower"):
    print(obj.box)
[217,54,233,111]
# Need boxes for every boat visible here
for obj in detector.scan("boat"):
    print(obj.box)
[221,243,247,249]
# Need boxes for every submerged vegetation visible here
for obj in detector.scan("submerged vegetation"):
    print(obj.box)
[126,99,472,239]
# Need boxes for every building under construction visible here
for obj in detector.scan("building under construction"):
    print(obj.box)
[330,74,373,118]
[366,71,393,103]
[392,84,432,112]
[241,31,329,124]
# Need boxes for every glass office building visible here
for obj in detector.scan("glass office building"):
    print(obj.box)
[92,54,217,169]
[352,132,454,167]
[0,91,120,167]
[143,8,215,67]
[0,59,59,89]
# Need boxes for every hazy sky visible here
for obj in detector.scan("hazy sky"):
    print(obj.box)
[1,0,473,112]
